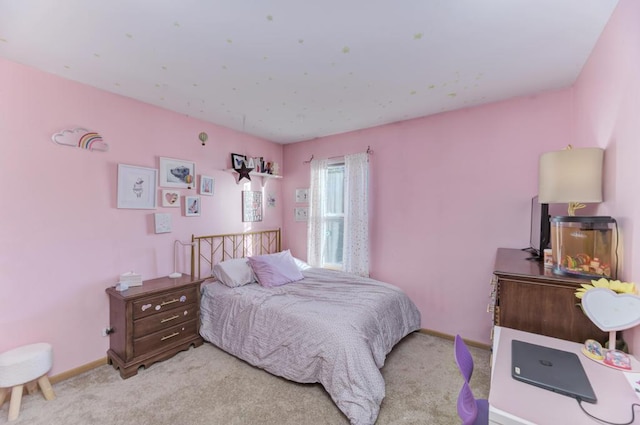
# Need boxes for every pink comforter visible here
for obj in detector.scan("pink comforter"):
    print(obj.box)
[199,268,421,425]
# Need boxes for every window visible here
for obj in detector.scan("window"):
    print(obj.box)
[323,164,345,268]
[308,152,369,276]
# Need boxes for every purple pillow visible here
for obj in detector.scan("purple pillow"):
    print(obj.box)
[248,250,304,288]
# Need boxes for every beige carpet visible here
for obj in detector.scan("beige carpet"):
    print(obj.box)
[0,333,490,425]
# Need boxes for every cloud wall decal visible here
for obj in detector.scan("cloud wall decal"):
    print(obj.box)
[52,127,109,152]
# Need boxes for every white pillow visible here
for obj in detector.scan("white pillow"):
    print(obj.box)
[292,256,311,270]
[212,258,256,288]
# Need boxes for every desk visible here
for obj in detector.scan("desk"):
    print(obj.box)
[489,327,639,424]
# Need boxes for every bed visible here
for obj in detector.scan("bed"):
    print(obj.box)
[190,229,421,425]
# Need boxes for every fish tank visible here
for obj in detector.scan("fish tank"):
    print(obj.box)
[550,216,617,279]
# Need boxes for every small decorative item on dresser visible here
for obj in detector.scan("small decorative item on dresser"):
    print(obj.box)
[543,248,553,268]
[119,271,142,287]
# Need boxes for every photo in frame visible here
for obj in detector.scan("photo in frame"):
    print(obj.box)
[159,157,195,189]
[117,164,157,209]
[185,196,201,217]
[295,188,309,203]
[242,191,263,222]
[161,189,181,207]
[199,175,215,196]
[231,153,247,170]
[295,207,308,222]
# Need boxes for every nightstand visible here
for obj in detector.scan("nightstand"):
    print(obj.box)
[105,275,204,379]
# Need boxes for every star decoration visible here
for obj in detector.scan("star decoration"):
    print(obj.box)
[237,162,253,182]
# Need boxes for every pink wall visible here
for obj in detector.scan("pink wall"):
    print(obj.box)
[0,58,283,375]
[283,91,573,345]
[3,0,638,376]
[572,0,640,353]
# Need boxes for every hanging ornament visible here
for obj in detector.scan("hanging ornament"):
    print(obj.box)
[199,132,208,146]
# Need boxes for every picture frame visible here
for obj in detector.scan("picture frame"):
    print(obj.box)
[154,213,172,234]
[185,196,201,217]
[159,157,195,189]
[294,207,308,222]
[295,188,309,203]
[231,153,247,170]
[117,164,157,209]
[199,175,215,196]
[242,191,263,222]
[161,189,181,207]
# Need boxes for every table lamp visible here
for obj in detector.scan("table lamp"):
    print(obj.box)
[169,240,195,278]
[538,146,603,216]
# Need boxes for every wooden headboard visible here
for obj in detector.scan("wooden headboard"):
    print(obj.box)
[190,229,281,280]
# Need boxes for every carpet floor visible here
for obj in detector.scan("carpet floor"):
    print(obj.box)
[0,332,490,425]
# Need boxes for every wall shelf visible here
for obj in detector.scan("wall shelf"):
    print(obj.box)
[225,169,282,186]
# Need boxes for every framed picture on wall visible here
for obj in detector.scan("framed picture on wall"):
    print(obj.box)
[199,175,215,196]
[159,157,195,189]
[161,189,180,207]
[294,207,308,222]
[231,153,247,170]
[295,188,309,203]
[185,196,201,217]
[117,164,157,209]
[242,191,263,222]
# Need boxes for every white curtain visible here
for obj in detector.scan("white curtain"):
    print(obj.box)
[343,152,369,276]
[307,158,328,267]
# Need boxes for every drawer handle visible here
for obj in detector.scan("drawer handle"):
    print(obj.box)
[161,332,180,341]
[160,298,180,307]
[160,314,180,323]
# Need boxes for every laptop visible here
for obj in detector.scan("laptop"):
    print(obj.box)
[511,339,597,403]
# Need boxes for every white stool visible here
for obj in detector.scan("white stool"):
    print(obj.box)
[0,343,55,421]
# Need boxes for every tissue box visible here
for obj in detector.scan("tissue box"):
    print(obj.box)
[119,272,142,287]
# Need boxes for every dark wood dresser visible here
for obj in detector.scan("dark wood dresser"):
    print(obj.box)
[490,248,607,344]
[106,275,203,378]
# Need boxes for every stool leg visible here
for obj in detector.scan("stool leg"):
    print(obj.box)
[8,385,23,421]
[0,387,8,407]
[37,375,55,401]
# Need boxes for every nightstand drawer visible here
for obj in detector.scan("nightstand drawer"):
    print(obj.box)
[133,319,198,356]
[133,304,198,338]
[132,286,198,320]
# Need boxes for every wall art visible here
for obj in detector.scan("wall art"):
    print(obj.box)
[242,191,263,222]
[231,153,247,170]
[267,193,276,208]
[159,157,195,189]
[117,164,157,209]
[294,207,308,222]
[51,127,109,152]
[295,188,309,203]
[161,189,181,207]
[185,196,201,216]
[200,175,215,196]
[154,213,172,234]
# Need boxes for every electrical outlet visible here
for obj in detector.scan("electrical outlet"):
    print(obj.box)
[101,327,112,337]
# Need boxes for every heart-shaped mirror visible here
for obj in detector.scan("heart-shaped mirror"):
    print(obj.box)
[581,288,640,332]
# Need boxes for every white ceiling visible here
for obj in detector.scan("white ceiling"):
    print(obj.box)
[0,1,619,144]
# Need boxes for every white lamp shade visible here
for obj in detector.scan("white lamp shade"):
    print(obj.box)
[538,147,604,204]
